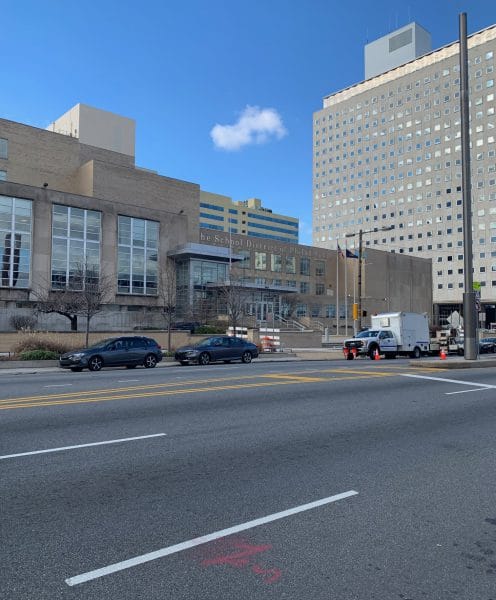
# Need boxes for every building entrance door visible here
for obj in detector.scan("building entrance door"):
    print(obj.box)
[256,301,274,322]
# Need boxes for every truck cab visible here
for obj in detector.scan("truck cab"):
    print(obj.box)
[343,328,397,360]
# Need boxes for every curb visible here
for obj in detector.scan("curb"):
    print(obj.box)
[0,354,494,375]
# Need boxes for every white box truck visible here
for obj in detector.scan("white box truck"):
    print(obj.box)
[343,312,430,360]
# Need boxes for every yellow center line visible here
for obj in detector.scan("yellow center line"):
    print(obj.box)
[0,375,380,410]
[0,373,276,405]
[0,366,443,411]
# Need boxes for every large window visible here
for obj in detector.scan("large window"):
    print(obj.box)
[0,195,32,288]
[51,205,101,289]
[118,216,158,295]
[255,252,267,270]
[315,260,325,276]
[300,257,310,275]
[285,256,296,274]
[271,254,282,272]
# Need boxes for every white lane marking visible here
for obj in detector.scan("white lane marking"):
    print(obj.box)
[445,388,488,396]
[0,433,167,460]
[43,384,73,388]
[117,379,140,383]
[401,373,495,389]
[66,489,358,586]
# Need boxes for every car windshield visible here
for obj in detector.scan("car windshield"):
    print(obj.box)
[356,330,379,338]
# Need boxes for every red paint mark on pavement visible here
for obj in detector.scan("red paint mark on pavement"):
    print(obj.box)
[196,537,282,584]
[251,563,282,584]
[201,541,272,568]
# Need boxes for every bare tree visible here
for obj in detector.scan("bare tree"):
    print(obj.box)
[217,268,250,335]
[72,264,114,346]
[33,285,83,332]
[33,263,113,345]
[280,293,301,320]
[158,258,177,351]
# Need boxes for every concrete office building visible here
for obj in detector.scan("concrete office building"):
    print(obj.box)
[200,191,299,243]
[0,104,431,333]
[313,23,496,327]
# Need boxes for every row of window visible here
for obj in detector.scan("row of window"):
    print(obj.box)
[247,252,325,276]
[0,195,159,295]
[317,51,494,122]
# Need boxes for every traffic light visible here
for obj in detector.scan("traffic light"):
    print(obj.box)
[352,303,359,320]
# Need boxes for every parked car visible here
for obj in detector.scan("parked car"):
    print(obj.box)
[174,336,259,365]
[172,321,200,333]
[479,338,496,353]
[59,336,163,372]
[453,337,496,355]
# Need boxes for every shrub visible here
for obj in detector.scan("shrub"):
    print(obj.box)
[9,314,37,331]
[13,332,73,355]
[195,325,226,334]
[18,350,60,361]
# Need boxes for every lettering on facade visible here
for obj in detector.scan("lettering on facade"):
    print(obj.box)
[200,230,328,259]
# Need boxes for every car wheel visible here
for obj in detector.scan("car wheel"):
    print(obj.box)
[88,356,103,372]
[241,351,252,364]
[126,365,137,369]
[368,346,378,360]
[457,348,464,356]
[70,367,83,372]
[144,354,157,368]
[346,352,354,360]
[198,352,211,365]
[411,347,421,359]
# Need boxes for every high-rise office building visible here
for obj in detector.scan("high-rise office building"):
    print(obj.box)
[313,22,496,326]
[200,191,299,244]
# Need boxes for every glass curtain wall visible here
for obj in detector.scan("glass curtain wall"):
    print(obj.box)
[117,216,158,295]
[51,205,101,289]
[0,195,32,288]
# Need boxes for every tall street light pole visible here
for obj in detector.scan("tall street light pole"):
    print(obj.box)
[346,225,393,331]
[459,12,477,360]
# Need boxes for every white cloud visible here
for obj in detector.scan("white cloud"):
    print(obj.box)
[210,105,287,151]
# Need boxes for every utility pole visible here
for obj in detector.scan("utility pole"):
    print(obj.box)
[346,225,393,331]
[459,12,477,360]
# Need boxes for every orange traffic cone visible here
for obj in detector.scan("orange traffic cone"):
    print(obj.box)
[440,348,447,360]
[352,347,357,359]
[374,348,380,360]
[343,347,349,359]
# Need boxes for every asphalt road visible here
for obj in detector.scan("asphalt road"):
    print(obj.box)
[1,359,496,599]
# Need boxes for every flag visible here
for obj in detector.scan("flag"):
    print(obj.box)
[337,243,344,259]
[346,248,358,259]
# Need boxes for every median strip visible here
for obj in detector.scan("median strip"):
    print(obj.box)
[65,489,358,586]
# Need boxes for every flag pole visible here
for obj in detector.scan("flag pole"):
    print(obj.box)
[336,244,339,336]
[353,256,357,336]
[344,241,348,335]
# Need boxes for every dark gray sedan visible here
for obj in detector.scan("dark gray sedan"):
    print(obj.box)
[174,336,259,366]
[59,336,163,372]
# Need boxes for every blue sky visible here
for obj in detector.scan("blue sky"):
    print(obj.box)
[2,0,495,244]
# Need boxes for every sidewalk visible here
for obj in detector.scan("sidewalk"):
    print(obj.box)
[0,349,495,374]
